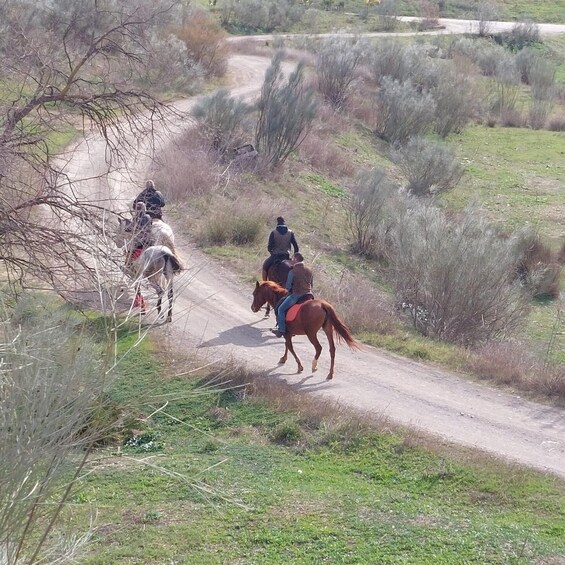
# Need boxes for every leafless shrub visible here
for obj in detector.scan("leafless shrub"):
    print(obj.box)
[0,293,117,564]
[298,127,356,178]
[315,270,397,335]
[192,89,253,157]
[255,51,317,170]
[476,42,508,77]
[175,8,229,78]
[466,341,565,397]
[548,116,565,132]
[528,100,551,129]
[216,0,304,33]
[474,1,499,36]
[392,205,529,345]
[369,39,407,85]
[512,230,562,299]
[345,168,403,258]
[197,197,270,245]
[417,0,439,30]
[490,54,521,116]
[500,21,541,51]
[376,0,399,31]
[374,78,436,144]
[431,66,475,137]
[392,137,463,197]
[316,37,366,110]
[151,131,222,202]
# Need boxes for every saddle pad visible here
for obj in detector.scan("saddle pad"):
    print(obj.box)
[131,248,143,261]
[286,303,303,323]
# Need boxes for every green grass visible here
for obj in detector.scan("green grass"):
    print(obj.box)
[447,125,565,246]
[69,339,565,564]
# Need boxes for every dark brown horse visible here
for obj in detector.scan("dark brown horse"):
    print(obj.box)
[263,259,292,317]
[251,281,361,380]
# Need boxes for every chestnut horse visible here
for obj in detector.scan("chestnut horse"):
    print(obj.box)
[251,281,361,380]
[263,259,292,317]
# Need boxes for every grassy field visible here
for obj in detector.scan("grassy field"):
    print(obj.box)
[71,328,565,564]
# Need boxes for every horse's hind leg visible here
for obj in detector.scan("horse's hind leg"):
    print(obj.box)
[306,331,323,373]
[166,280,173,322]
[323,324,336,380]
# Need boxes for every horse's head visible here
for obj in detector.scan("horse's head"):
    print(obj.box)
[251,281,266,313]
[111,217,134,249]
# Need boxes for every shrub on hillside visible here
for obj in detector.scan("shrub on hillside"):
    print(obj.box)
[392,205,529,345]
[316,37,366,110]
[255,51,317,170]
[490,54,521,116]
[369,39,407,85]
[175,9,228,78]
[431,66,475,137]
[374,77,436,144]
[391,137,463,197]
[192,89,253,157]
[345,168,403,259]
[198,198,268,245]
[216,0,303,33]
[512,231,562,299]
[495,21,541,51]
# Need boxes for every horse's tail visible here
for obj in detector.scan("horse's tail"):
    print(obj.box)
[165,252,183,274]
[320,301,362,350]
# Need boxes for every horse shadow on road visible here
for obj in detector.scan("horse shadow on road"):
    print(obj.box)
[197,320,271,349]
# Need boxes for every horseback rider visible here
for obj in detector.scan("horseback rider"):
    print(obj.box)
[262,216,299,281]
[125,202,154,263]
[133,179,165,220]
[272,252,313,338]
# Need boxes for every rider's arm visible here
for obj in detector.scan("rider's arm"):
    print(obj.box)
[155,191,165,207]
[290,232,299,253]
[285,270,294,292]
[267,231,275,254]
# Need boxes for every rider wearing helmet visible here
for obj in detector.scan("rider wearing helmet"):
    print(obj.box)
[133,180,165,220]
[262,216,299,281]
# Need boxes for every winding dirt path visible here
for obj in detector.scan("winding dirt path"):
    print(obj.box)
[61,48,565,480]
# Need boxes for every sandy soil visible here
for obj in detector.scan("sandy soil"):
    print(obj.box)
[60,45,565,480]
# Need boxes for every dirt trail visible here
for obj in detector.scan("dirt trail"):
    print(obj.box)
[61,52,565,480]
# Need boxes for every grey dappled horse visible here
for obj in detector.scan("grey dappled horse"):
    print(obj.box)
[114,218,182,322]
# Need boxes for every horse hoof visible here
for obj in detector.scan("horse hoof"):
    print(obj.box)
[167,316,172,323]
[326,374,333,380]
[297,366,304,373]
[278,358,286,365]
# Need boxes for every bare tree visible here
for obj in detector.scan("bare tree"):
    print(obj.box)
[0,0,191,289]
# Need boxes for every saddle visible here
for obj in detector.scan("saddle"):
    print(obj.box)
[275,293,314,322]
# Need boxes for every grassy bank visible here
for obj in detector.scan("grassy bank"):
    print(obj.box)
[72,330,565,564]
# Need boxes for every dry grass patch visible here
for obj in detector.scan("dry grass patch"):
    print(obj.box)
[465,341,565,400]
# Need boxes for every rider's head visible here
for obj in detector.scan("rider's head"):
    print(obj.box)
[136,202,146,212]
[145,180,155,191]
[276,216,285,225]
[292,252,303,263]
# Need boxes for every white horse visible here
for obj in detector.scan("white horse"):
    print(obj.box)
[114,217,183,322]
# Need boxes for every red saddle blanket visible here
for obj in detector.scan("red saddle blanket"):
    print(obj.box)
[286,297,314,322]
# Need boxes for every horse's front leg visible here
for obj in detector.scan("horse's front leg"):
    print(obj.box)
[283,336,303,373]
[265,303,271,317]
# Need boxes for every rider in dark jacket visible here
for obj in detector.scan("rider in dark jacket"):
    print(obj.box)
[262,216,299,280]
[133,180,165,220]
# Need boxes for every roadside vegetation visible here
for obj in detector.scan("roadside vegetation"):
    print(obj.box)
[70,328,565,563]
[157,24,564,400]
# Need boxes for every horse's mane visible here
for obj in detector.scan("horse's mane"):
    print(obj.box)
[261,280,286,293]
